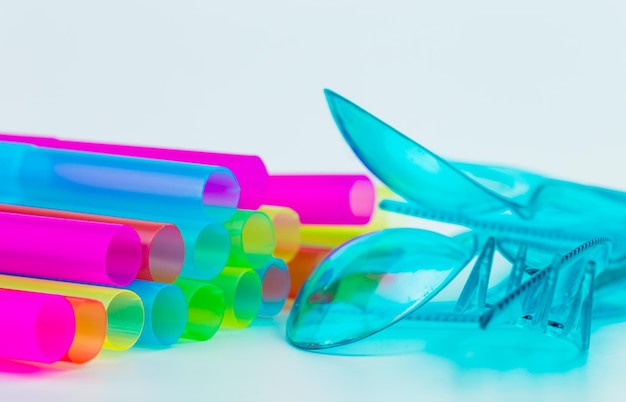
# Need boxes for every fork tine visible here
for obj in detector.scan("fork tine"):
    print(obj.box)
[561,261,595,350]
[455,237,495,314]
[480,238,609,351]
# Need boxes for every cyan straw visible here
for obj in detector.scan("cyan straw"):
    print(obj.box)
[0,141,240,224]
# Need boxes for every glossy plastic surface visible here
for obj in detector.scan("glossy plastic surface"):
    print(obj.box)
[287,246,332,299]
[0,133,266,210]
[258,205,301,263]
[177,222,231,280]
[265,174,375,225]
[0,204,185,283]
[209,267,262,328]
[63,297,107,364]
[0,141,239,224]
[324,89,626,266]
[0,274,144,351]
[287,90,623,352]
[256,258,290,317]
[407,237,612,352]
[174,278,225,341]
[126,281,188,347]
[224,210,276,269]
[0,211,142,286]
[0,289,75,364]
[287,229,477,349]
[299,186,403,249]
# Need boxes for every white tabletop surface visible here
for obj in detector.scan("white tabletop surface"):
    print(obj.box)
[1,1,626,401]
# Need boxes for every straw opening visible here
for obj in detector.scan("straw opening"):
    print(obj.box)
[105,291,144,351]
[232,271,261,326]
[150,285,187,346]
[105,226,142,286]
[202,168,240,220]
[36,296,75,363]
[64,298,107,364]
[262,260,290,303]
[269,208,300,262]
[241,213,275,267]
[185,284,225,341]
[194,224,231,279]
[148,225,185,283]
[348,179,375,219]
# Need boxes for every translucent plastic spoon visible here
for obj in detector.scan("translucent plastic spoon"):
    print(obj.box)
[324,89,626,266]
[287,227,611,351]
[287,228,477,349]
[286,90,620,352]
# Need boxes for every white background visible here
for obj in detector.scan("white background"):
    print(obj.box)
[1,1,626,401]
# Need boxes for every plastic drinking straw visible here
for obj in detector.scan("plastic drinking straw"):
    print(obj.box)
[264,174,376,225]
[299,186,406,249]
[255,258,290,317]
[300,224,380,249]
[224,210,276,269]
[0,212,142,287]
[0,204,184,283]
[62,297,107,364]
[208,267,261,328]
[125,281,188,347]
[258,206,300,263]
[0,141,240,224]
[174,278,225,341]
[0,289,75,364]
[287,246,332,299]
[177,222,231,280]
[0,274,145,351]
[0,133,266,210]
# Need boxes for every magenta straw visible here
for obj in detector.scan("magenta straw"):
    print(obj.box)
[0,289,75,364]
[0,133,268,210]
[0,212,142,286]
[264,174,376,225]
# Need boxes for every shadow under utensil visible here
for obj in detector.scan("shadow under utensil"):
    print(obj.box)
[311,321,587,373]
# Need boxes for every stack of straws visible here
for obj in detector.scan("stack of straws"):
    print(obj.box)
[0,134,386,366]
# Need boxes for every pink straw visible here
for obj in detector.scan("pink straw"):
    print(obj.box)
[0,212,142,286]
[0,133,268,210]
[264,174,376,225]
[0,289,75,364]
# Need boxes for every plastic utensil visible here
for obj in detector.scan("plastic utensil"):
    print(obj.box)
[324,89,626,267]
[287,90,620,352]
[287,229,477,348]
[288,226,611,351]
